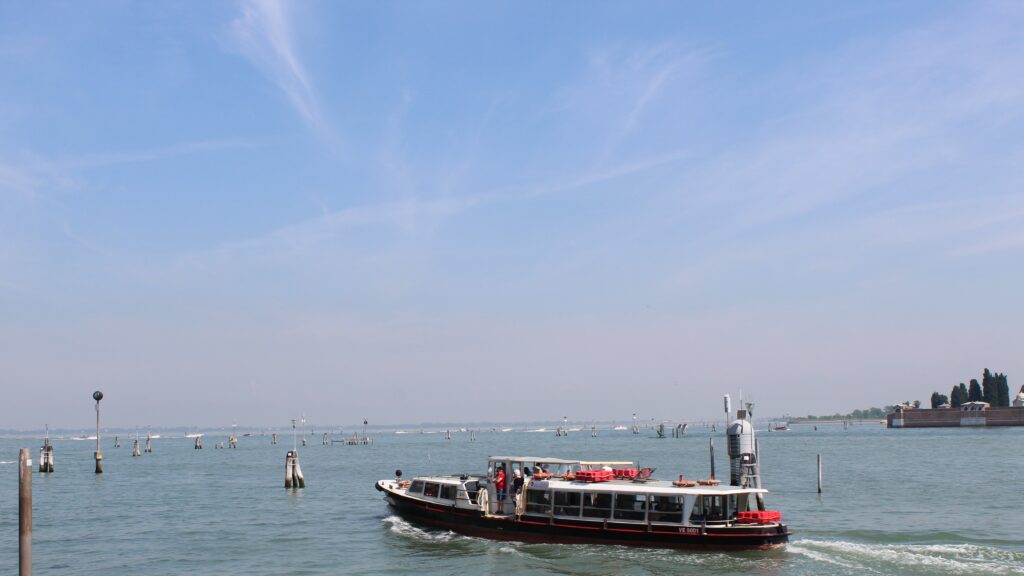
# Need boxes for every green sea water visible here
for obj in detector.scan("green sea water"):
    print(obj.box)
[2,423,1022,575]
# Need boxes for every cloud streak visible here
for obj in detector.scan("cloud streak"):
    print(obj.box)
[229,0,325,133]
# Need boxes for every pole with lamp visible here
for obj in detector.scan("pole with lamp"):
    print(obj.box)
[93,391,104,474]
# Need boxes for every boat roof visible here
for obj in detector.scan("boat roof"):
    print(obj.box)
[487,456,580,465]
[532,478,768,496]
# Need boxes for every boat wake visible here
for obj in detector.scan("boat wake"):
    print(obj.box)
[381,515,462,543]
[380,516,523,556]
[0,461,15,465]
[789,539,1024,575]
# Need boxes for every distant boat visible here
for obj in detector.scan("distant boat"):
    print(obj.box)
[768,422,789,432]
[612,425,627,431]
[500,428,514,432]
[185,433,204,439]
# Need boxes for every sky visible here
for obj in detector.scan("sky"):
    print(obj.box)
[2,1,1023,430]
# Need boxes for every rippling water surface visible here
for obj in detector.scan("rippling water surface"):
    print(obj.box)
[2,423,1022,575]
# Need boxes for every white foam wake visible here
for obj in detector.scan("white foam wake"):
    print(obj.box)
[381,515,460,543]
[790,539,1024,575]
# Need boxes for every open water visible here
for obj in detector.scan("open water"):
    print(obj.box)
[2,423,1022,575]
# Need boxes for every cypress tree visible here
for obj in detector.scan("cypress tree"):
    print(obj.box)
[968,379,983,402]
[996,373,1010,407]
[959,382,968,404]
[982,369,997,405]
[950,385,963,407]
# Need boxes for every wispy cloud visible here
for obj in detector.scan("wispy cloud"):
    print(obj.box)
[62,139,264,170]
[684,4,1024,238]
[228,0,325,133]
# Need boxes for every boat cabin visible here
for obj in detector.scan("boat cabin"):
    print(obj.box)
[480,456,768,526]
[400,475,483,511]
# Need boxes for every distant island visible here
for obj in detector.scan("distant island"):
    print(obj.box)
[889,368,1023,428]
[792,407,889,423]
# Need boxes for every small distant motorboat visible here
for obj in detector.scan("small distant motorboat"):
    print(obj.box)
[768,422,790,432]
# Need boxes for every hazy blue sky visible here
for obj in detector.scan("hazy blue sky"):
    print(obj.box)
[2,1,1022,430]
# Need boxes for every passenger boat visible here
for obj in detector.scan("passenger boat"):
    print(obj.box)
[375,410,789,550]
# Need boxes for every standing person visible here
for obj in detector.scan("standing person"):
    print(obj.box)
[495,465,507,510]
[512,469,524,501]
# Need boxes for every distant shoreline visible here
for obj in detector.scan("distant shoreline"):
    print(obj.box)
[789,418,883,424]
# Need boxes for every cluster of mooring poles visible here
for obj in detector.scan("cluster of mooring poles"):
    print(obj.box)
[284,418,306,489]
[39,426,54,474]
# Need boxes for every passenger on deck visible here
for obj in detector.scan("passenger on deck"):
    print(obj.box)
[495,465,507,503]
[513,469,524,496]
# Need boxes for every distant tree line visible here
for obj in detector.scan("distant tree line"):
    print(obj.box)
[934,368,1011,408]
[800,407,890,421]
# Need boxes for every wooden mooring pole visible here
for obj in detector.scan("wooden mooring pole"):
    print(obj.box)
[709,438,716,481]
[284,450,305,489]
[20,447,32,576]
[817,454,823,493]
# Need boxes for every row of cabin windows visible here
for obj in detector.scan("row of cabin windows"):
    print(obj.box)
[525,490,741,523]
[407,480,457,501]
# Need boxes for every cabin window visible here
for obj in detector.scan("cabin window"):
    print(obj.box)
[440,485,457,500]
[689,496,704,524]
[423,482,440,498]
[525,489,551,515]
[613,494,648,521]
[649,495,684,523]
[408,480,424,494]
[582,492,613,519]
[553,491,581,517]
[464,481,480,502]
[701,495,727,522]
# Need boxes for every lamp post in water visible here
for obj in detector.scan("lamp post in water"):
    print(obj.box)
[93,390,104,474]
